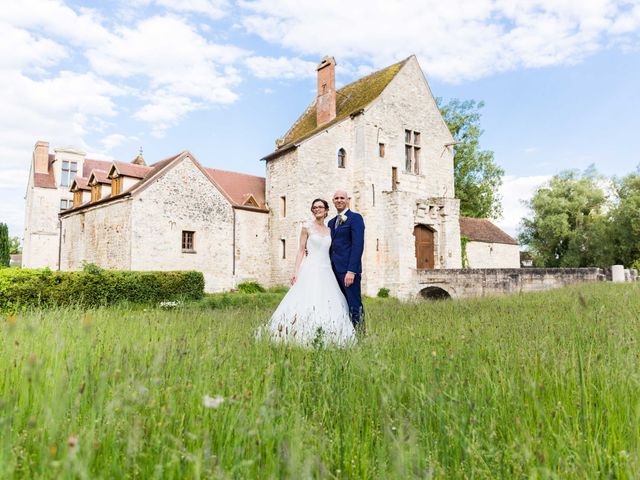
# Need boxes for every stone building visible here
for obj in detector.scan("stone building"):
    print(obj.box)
[22,141,112,269]
[25,55,519,296]
[459,217,520,269]
[264,55,462,296]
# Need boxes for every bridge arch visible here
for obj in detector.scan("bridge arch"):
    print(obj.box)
[419,285,452,300]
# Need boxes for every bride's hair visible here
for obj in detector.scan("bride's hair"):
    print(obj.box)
[311,198,329,218]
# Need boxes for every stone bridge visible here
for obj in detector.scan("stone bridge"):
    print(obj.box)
[410,268,607,300]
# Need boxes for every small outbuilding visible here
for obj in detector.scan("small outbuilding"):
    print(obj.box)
[459,217,520,268]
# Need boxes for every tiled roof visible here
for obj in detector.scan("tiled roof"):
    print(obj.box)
[271,57,410,154]
[71,176,90,191]
[205,168,267,210]
[88,169,112,185]
[82,159,112,177]
[34,154,57,188]
[109,161,152,179]
[459,217,518,245]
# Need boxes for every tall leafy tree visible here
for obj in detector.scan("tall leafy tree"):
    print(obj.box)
[9,236,21,255]
[438,98,504,219]
[609,171,640,267]
[518,168,613,267]
[0,223,9,267]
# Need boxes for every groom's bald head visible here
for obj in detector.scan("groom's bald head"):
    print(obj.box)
[332,190,348,212]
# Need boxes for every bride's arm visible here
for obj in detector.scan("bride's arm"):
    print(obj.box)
[290,227,309,285]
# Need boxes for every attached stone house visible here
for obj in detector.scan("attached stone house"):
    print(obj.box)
[24,54,520,297]
[58,151,269,291]
[459,217,520,268]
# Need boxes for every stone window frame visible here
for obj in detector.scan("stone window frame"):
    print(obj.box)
[61,160,78,187]
[280,196,287,218]
[280,238,286,259]
[59,199,74,210]
[182,230,196,253]
[404,129,421,175]
[337,148,346,169]
[378,143,385,158]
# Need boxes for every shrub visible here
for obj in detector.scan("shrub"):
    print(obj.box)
[0,269,204,312]
[199,291,285,310]
[237,281,266,294]
[377,287,390,298]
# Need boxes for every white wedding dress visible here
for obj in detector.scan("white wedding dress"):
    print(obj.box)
[261,223,356,347]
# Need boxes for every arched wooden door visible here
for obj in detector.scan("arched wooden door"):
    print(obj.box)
[414,225,435,269]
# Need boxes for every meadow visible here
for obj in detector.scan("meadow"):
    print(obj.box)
[1,282,639,479]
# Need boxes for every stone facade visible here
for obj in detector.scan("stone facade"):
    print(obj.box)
[264,56,461,297]
[466,242,520,268]
[23,143,102,269]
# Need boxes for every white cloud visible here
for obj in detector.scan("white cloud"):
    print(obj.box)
[100,133,139,152]
[87,15,247,134]
[155,0,230,19]
[246,56,316,79]
[495,174,552,236]
[239,0,640,82]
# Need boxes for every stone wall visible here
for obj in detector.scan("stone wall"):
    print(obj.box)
[22,180,61,269]
[406,268,605,301]
[235,208,270,286]
[129,155,234,293]
[61,198,132,270]
[466,242,520,269]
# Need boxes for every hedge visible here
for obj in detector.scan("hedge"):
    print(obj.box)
[0,269,204,311]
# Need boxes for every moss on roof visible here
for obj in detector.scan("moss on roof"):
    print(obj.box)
[278,57,410,148]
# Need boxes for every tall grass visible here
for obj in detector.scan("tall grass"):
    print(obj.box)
[1,283,639,478]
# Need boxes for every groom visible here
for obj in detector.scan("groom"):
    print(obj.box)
[328,190,365,332]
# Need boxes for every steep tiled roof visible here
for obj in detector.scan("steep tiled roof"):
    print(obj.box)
[71,176,90,191]
[34,154,57,189]
[82,159,112,177]
[273,57,410,152]
[205,168,267,210]
[459,217,518,245]
[109,161,152,179]
[88,170,112,185]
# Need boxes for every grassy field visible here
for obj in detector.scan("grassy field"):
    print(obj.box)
[1,282,640,479]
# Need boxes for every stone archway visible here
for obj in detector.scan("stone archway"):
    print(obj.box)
[419,286,451,300]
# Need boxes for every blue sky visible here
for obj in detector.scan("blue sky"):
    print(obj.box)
[2,0,640,239]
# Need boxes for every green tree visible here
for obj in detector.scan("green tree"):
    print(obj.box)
[609,171,640,266]
[438,98,504,219]
[9,236,21,255]
[0,223,9,267]
[518,168,613,267]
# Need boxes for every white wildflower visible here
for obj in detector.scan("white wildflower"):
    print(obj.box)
[203,395,224,409]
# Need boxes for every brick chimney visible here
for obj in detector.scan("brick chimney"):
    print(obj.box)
[33,141,50,174]
[316,56,336,125]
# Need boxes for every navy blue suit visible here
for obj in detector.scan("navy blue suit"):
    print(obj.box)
[329,209,365,331]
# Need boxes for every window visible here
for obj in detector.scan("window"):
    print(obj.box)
[59,199,74,210]
[61,160,78,187]
[73,191,83,207]
[91,184,101,202]
[280,196,287,218]
[404,129,421,174]
[182,231,195,252]
[112,176,122,196]
[372,184,375,206]
[337,148,346,168]
[392,167,398,191]
[281,239,286,259]
[379,143,385,158]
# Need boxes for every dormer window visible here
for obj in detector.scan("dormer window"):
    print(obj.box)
[112,176,122,196]
[337,148,346,169]
[91,183,101,202]
[61,160,78,187]
[73,190,83,207]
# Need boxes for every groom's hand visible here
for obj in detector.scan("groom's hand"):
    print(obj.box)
[344,272,355,288]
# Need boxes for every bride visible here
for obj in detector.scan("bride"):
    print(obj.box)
[261,198,356,347]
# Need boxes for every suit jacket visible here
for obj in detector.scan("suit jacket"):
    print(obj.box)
[329,209,365,274]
